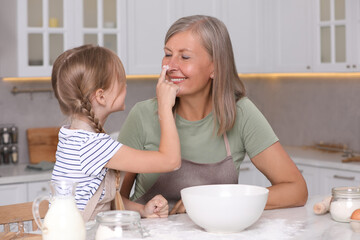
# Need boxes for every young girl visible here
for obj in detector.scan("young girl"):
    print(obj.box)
[51,45,181,221]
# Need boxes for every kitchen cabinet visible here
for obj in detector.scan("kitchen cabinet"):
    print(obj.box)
[0,183,27,206]
[318,167,360,195]
[313,0,359,72]
[269,0,314,73]
[1,0,127,77]
[125,0,173,74]
[2,0,360,77]
[220,0,266,73]
[0,180,50,206]
[27,180,50,202]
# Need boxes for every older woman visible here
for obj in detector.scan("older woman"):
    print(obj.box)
[119,15,308,214]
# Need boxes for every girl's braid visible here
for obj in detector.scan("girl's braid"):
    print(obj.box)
[80,97,105,134]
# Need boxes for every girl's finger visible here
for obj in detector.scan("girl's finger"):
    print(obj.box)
[158,65,169,83]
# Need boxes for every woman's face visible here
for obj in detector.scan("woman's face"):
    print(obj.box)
[162,30,214,98]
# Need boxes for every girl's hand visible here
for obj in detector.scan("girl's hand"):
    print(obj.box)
[156,65,179,111]
[141,194,169,218]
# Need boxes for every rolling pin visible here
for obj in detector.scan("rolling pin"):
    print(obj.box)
[313,196,332,215]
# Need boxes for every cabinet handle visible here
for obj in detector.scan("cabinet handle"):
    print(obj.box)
[41,187,47,191]
[346,65,351,68]
[353,65,357,68]
[306,66,311,70]
[239,167,250,171]
[333,175,355,181]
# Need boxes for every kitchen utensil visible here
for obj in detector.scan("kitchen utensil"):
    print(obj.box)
[27,127,60,163]
[342,156,360,163]
[32,181,86,240]
[94,211,148,240]
[181,184,268,233]
[313,196,332,214]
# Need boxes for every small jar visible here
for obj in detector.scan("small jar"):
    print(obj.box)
[330,186,360,222]
[95,210,148,240]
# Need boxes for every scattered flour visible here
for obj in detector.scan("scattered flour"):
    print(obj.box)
[141,216,305,240]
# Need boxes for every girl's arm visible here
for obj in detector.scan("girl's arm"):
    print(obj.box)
[106,66,181,173]
[251,142,308,209]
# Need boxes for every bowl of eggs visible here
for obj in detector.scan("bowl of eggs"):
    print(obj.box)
[350,209,360,232]
[180,184,269,233]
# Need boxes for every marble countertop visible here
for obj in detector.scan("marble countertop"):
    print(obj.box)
[138,195,359,240]
[242,145,360,172]
[0,163,52,185]
[285,146,360,172]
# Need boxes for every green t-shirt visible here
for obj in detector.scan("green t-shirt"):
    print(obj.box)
[118,97,278,200]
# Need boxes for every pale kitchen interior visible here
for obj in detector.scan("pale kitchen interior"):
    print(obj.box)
[0,0,360,239]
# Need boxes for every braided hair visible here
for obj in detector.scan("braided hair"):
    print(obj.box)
[52,45,126,133]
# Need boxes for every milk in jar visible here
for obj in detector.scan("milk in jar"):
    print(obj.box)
[33,181,86,240]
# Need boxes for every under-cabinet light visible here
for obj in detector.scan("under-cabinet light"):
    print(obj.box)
[2,73,360,82]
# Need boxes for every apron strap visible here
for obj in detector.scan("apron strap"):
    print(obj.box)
[81,174,106,222]
[223,133,231,157]
[113,170,125,210]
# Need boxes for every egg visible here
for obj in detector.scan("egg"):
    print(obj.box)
[351,209,360,220]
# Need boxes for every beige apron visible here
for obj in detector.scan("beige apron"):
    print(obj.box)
[81,169,125,222]
[135,133,238,209]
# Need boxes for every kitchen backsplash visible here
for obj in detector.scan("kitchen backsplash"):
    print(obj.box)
[0,77,359,164]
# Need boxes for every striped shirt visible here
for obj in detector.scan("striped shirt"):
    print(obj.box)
[51,126,122,210]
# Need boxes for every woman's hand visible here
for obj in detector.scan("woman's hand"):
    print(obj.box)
[141,194,169,218]
[156,65,179,111]
[169,199,186,215]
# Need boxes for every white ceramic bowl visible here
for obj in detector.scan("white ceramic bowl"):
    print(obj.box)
[181,184,269,233]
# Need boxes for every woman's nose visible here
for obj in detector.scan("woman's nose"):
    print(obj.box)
[162,56,178,71]
[167,59,178,71]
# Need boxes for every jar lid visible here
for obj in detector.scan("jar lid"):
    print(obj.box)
[96,210,140,225]
[332,187,360,198]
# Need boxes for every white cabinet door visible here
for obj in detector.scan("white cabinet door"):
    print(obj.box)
[313,0,358,72]
[27,181,50,202]
[319,168,360,195]
[221,0,266,73]
[297,164,320,196]
[126,0,175,74]
[4,0,127,77]
[270,0,314,72]
[0,183,27,206]
[238,161,270,187]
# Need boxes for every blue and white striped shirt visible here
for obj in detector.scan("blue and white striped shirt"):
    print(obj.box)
[51,126,122,210]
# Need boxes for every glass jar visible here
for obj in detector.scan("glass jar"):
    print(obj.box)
[330,187,360,222]
[94,210,148,240]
